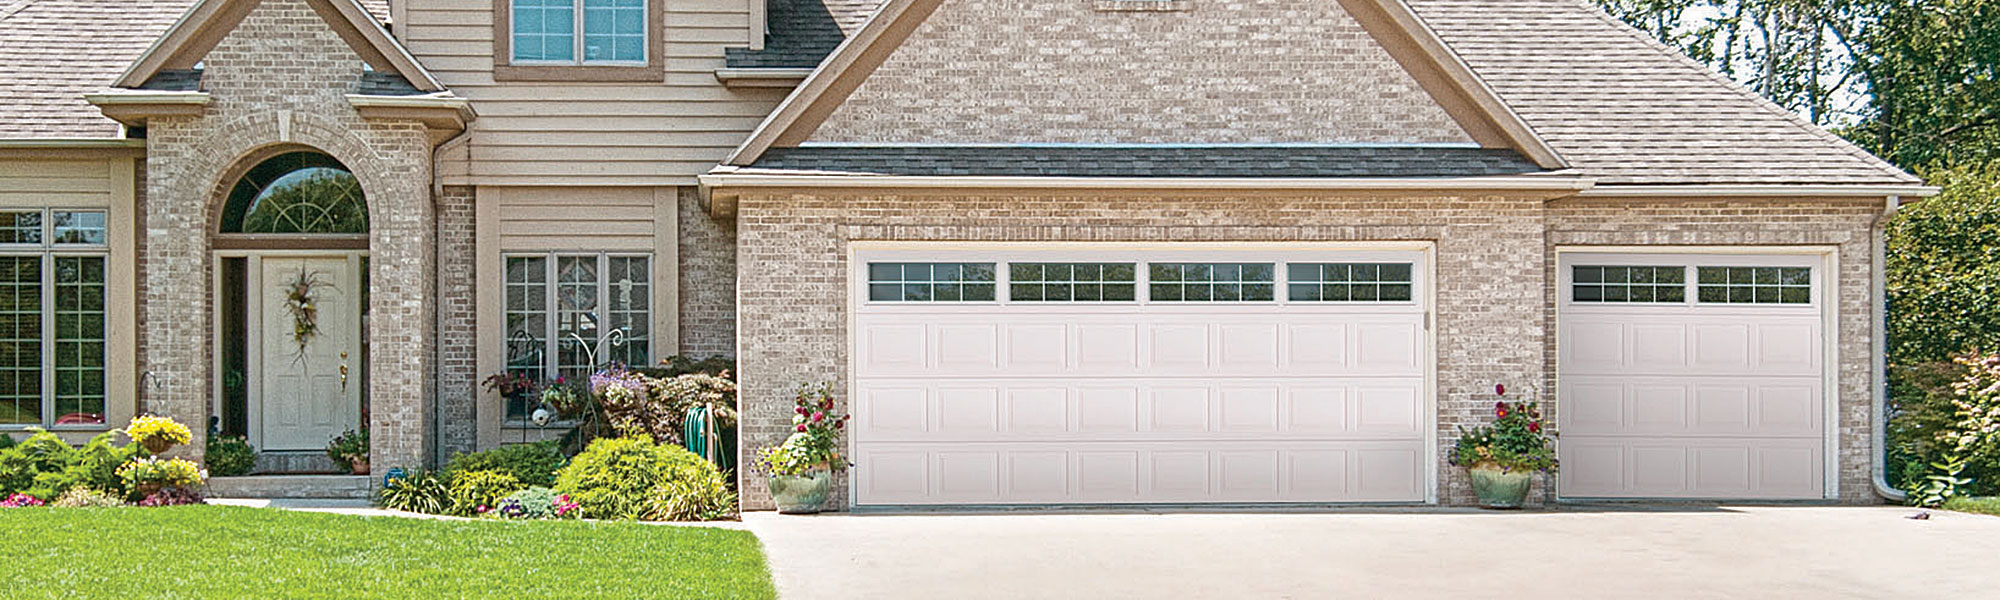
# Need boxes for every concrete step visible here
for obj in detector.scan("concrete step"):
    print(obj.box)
[208,475,374,500]
[253,451,345,474]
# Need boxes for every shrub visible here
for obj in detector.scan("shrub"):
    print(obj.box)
[1888,164,2000,490]
[639,355,736,379]
[205,436,256,477]
[447,469,524,517]
[1899,354,2000,503]
[487,486,580,520]
[326,429,369,467]
[124,415,191,453]
[53,487,124,508]
[0,434,14,450]
[1,430,141,501]
[136,486,204,507]
[1449,395,1557,473]
[554,435,734,521]
[442,441,565,488]
[377,469,450,515]
[587,367,738,448]
[754,383,851,477]
[0,430,74,496]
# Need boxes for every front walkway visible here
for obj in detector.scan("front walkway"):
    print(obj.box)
[745,506,2000,599]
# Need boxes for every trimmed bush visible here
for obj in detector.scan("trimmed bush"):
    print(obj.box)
[1,430,140,501]
[442,441,565,488]
[377,469,450,515]
[553,435,734,521]
[448,469,524,516]
[206,436,256,477]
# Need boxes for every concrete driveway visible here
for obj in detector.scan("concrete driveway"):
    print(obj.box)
[745,506,2000,599]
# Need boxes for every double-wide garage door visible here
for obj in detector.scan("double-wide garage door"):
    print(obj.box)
[1558,252,1830,499]
[850,246,1432,506]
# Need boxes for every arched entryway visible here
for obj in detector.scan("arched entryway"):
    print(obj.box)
[212,149,371,463]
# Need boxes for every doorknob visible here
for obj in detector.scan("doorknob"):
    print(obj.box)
[339,352,350,391]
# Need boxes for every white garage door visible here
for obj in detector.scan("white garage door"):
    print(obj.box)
[850,245,1432,506]
[1558,252,1830,499]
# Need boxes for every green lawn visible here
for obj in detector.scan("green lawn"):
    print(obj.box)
[0,505,776,599]
[1944,496,2000,517]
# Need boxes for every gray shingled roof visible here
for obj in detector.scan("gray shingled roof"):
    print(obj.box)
[0,0,395,139]
[747,145,1547,178]
[725,0,878,69]
[737,0,1919,186]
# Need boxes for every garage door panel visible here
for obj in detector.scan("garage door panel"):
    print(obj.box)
[855,442,1426,505]
[1148,325,1211,370]
[1629,386,1690,433]
[1077,387,1141,434]
[1076,324,1140,371]
[858,387,929,435]
[858,379,1418,442]
[1006,324,1069,371]
[936,388,1001,435]
[1219,324,1282,369]
[1559,437,1825,498]
[1286,387,1350,433]
[1560,315,1820,378]
[935,324,1000,370]
[1220,387,1282,432]
[863,325,928,371]
[1561,376,1820,438]
[1288,324,1348,368]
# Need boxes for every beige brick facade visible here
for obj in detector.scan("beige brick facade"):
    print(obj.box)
[811,0,1472,145]
[679,187,738,359]
[437,185,479,458]
[729,190,1885,509]
[139,0,439,470]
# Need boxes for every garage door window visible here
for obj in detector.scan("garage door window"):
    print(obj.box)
[1288,263,1413,302]
[867,263,996,302]
[1009,263,1136,302]
[1696,266,1811,304]
[1149,263,1274,302]
[1571,265,1686,303]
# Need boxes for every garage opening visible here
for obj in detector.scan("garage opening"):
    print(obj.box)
[847,244,1434,506]
[1557,251,1832,500]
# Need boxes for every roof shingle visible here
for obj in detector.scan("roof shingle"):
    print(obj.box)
[747,145,1548,178]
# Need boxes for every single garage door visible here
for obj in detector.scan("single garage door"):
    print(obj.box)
[1558,252,1830,499]
[850,245,1432,506]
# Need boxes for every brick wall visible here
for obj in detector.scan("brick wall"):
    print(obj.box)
[1545,197,1884,503]
[679,187,737,359]
[812,0,1471,144]
[733,190,1556,509]
[140,0,437,470]
[437,185,478,458]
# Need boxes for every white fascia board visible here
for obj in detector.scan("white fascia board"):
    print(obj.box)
[700,171,1597,192]
[1576,184,1941,199]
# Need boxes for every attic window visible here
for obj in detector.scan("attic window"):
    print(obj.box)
[511,0,647,65]
[1094,0,1193,12]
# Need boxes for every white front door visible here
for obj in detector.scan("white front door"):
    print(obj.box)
[1557,252,1830,499]
[255,255,363,451]
[850,245,1433,506]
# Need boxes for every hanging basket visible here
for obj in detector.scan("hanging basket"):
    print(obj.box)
[140,437,174,455]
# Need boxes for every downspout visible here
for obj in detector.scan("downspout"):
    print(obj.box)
[430,128,473,467]
[1874,195,1907,502]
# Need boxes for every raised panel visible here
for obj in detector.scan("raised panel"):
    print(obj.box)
[1629,447,1687,492]
[1149,452,1210,496]
[863,388,929,434]
[1076,387,1140,434]
[1217,324,1280,369]
[1354,387,1419,434]
[1692,447,1752,493]
[1219,451,1280,497]
[1148,388,1211,432]
[936,388,1000,435]
[865,452,930,497]
[1628,386,1688,433]
[1219,387,1280,432]
[1630,324,1688,368]
[1757,446,1818,494]
[937,452,1002,499]
[1006,388,1069,433]
[1076,451,1141,499]
[935,325,999,370]
[1286,387,1348,433]
[1354,323,1420,370]
[1692,325,1752,369]
[1564,383,1625,432]
[1566,323,1626,369]
[865,325,928,371]
[1287,324,1347,369]
[1756,324,1817,372]
[1286,450,1348,496]
[1561,443,1625,496]
[1353,449,1420,499]
[1756,386,1817,434]
[1150,325,1210,370]
[1692,385,1751,433]
[1076,324,1140,370]
[1006,325,1068,370]
[1008,452,1069,499]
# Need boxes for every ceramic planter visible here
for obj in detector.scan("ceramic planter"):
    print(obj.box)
[348,458,370,476]
[1469,465,1533,508]
[769,470,831,514]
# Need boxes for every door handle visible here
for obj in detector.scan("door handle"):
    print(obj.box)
[339,351,350,391]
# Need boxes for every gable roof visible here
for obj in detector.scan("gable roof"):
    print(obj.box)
[750,145,1548,178]
[729,0,1921,187]
[114,0,439,93]
[0,0,394,139]
[726,0,1566,171]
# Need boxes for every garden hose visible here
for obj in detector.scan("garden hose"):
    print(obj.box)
[683,404,728,471]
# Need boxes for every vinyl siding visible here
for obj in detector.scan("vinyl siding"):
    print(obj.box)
[403,0,792,186]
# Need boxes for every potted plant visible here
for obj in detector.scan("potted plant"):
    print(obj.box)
[753,383,850,514]
[117,456,207,499]
[327,429,370,475]
[1450,385,1557,509]
[125,415,192,455]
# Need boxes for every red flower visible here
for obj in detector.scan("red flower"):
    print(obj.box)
[1528,421,1541,433]
[1495,401,1509,418]
[795,424,807,432]
[1495,384,1506,397]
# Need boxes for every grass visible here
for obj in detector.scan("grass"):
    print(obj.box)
[1943,496,2000,517]
[0,505,776,599]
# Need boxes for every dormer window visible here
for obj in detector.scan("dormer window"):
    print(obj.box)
[510,0,647,65]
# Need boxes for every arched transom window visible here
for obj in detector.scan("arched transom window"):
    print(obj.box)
[220,151,368,235]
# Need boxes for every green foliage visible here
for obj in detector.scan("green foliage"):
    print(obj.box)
[1844,0,2000,170]
[0,430,141,501]
[1888,164,2000,363]
[117,457,206,493]
[447,469,525,517]
[124,415,191,451]
[638,355,737,379]
[0,434,15,450]
[376,469,450,515]
[241,169,369,234]
[1942,495,2000,515]
[326,429,369,466]
[442,441,566,489]
[554,435,735,521]
[205,436,256,478]
[1451,400,1558,473]
[753,383,850,477]
[1910,451,1973,507]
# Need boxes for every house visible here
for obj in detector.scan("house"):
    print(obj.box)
[0,0,1933,510]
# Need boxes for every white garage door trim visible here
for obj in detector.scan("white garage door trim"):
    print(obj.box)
[846,241,1438,507]
[1555,247,1839,500]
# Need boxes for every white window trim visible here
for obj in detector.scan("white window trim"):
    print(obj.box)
[502,252,654,399]
[858,257,1422,308]
[509,0,651,67]
[0,208,109,429]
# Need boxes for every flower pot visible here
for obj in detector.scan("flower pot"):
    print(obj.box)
[1469,465,1533,509]
[140,437,173,455]
[769,470,831,514]
[348,458,370,476]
